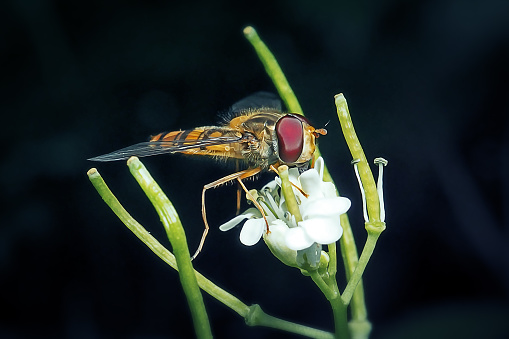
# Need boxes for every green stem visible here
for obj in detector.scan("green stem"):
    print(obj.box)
[87,167,182,269]
[335,93,384,338]
[125,158,212,339]
[277,165,302,222]
[309,270,336,301]
[334,94,380,223]
[242,26,334,182]
[88,166,249,316]
[243,26,302,115]
[339,213,367,323]
[330,298,350,339]
[309,269,349,339]
[88,167,334,339]
[327,243,338,279]
[246,304,334,339]
[339,226,384,338]
[341,225,384,305]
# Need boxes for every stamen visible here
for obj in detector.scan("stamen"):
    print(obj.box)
[262,189,284,219]
[374,158,388,222]
[352,159,368,222]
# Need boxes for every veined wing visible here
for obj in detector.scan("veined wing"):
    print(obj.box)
[88,129,244,162]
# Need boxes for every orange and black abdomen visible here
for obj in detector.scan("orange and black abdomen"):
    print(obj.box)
[150,129,206,144]
[150,127,245,159]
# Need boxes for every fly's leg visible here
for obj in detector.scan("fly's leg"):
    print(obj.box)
[236,186,242,215]
[269,164,309,198]
[236,177,269,234]
[191,167,263,260]
[235,160,241,215]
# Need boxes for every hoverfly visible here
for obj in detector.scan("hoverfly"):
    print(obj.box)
[89,92,327,259]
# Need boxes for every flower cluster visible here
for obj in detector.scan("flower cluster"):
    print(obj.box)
[219,157,351,265]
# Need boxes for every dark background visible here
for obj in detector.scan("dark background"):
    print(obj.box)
[2,0,509,338]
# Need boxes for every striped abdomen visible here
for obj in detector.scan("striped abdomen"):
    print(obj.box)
[150,127,245,159]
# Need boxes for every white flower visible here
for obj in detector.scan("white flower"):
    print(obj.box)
[219,208,268,246]
[285,158,351,250]
[219,157,351,253]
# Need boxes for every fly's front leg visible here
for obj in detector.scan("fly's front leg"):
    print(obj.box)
[236,177,270,234]
[191,167,263,260]
[269,164,309,198]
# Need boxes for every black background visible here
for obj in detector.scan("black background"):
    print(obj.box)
[2,0,509,338]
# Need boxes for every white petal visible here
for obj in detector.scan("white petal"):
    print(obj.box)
[263,220,298,267]
[219,215,249,231]
[288,168,300,183]
[299,217,343,244]
[298,169,323,198]
[321,182,338,198]
[301,197,351,219]
[279,194,288,213]
[284,226,314,250]
[314,157,324,179]
[264,220,289,245]
[239,218,265,246]
[218,208,260,231]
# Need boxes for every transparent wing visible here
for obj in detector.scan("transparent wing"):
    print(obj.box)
[231,91,282,113]
[88,135,243,162]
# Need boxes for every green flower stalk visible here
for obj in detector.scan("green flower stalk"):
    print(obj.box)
[125,157,212,339]
[335,94,386,338]
[277,165,302,222]
[243,26,303,115]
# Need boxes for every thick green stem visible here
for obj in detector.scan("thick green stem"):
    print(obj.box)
[309,269,348,339]
[334,94,380,223]
[126,158,212,339]
[330,298,351,339]
[335,93,384,338]
[243,26,302,115]
[277,165,302,222]
[243,26,334,182]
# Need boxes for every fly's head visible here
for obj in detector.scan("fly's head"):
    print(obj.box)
[275,114,327,167]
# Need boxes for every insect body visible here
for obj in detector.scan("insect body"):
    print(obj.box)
[89,94,327,258]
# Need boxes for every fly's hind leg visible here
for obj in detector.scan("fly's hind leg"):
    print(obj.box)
[191,167,264,260]
[235,160,241,215]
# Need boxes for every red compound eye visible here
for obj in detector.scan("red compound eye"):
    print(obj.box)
[276,115,304,163]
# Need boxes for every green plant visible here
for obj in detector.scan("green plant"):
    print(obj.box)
[88,26,387,339]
